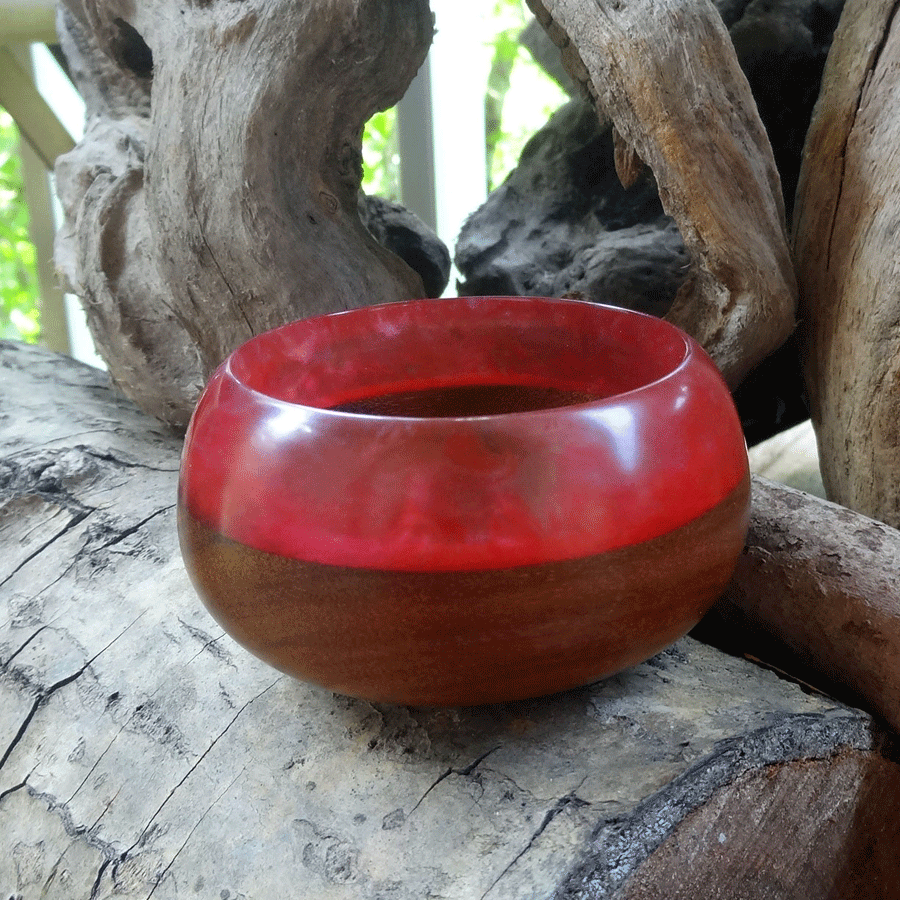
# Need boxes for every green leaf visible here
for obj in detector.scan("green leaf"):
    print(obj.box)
[362,108,400,201]
[0,106,41,343]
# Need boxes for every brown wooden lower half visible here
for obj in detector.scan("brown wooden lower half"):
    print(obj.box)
[178,473,750,705]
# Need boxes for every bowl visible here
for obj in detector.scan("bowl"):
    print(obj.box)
[177,296,750,706]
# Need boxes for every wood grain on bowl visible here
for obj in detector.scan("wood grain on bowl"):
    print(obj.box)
[178,472,749,706]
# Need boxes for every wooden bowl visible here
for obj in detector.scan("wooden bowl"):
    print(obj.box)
[178,297,750,705]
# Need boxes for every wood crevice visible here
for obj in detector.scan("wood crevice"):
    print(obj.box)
[119,676,283,862]
[481,791,593,900]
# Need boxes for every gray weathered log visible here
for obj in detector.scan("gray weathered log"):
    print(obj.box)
[792,0,900,526]
[53,4,202,428]
[54,0,437,429]
[523,0,797,388]
[2,341,898,899]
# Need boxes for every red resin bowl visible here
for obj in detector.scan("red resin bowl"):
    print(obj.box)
[178,296,750,706]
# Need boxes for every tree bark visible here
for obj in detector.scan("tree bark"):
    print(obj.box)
[2,342,898,899]
[792,0,900,527]
[54,0,433,429]
[526,0,798,388]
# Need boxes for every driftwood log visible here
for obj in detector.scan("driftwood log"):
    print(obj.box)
[54,0,435,428]
[524,0,797,389]
[3,342,900,899]
[793,0,900,527]
[705,477,900,734]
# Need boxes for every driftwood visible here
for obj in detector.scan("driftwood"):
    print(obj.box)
[4,342,900,898]
[708,476,900,734]
[524,0,797,388]
[54,0,434,429]
[455,98,690,318]
[793,0,900,527]
[53,0,800,430]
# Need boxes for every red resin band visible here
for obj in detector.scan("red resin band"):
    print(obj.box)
[179,297,748,571]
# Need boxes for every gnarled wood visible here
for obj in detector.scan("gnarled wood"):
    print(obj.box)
[2,342,896,898]
[525,0,797,388]
[55,0,433,428]
[53,6,202,428]
[792,0,900,526]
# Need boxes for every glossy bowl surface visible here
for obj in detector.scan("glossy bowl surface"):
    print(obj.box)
[178,296,750,705]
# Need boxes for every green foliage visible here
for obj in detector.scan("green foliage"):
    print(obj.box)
[0,108,41,343]
[484,0,568,190]
[362,108,401,202]
[362,1,568,199]
[485,0,529,188]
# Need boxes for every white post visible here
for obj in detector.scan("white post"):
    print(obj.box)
[428,0,490,264]
[395,0,491,294]
[397,57,437,234]
[14,42,105,367]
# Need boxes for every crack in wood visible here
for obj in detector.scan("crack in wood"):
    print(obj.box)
[89,859,111,900]
[408,745,502,816]
[1,625,49,668]
[143,767,246,899]
[479,791,591,900]
[0,776,29,805]
[1,673,84,772]
[0,614,145,772]
[0,509,92,590]
[119,677,283,865]
[81,447,179,473]
[408,767,452,815]
[66,724,128,805]
[42,831,81,897]
[459,745,502,776]
[178,618,232,666]
[90,505,175,554]
[90,786,124,833]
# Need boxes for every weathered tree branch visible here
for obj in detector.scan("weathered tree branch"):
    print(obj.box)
[526,0,798,388]
[53,6,203,428]
[793,0,900,527]
[713,477,900,733]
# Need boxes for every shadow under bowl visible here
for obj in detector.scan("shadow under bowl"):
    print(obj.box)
[178,296,750,706]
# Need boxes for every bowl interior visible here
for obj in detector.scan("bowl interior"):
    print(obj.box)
[228,296,689,413]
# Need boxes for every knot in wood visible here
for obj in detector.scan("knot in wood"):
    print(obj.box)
[318,191,340,215]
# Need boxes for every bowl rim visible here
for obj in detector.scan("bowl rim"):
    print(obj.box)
[222,296,695,422]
